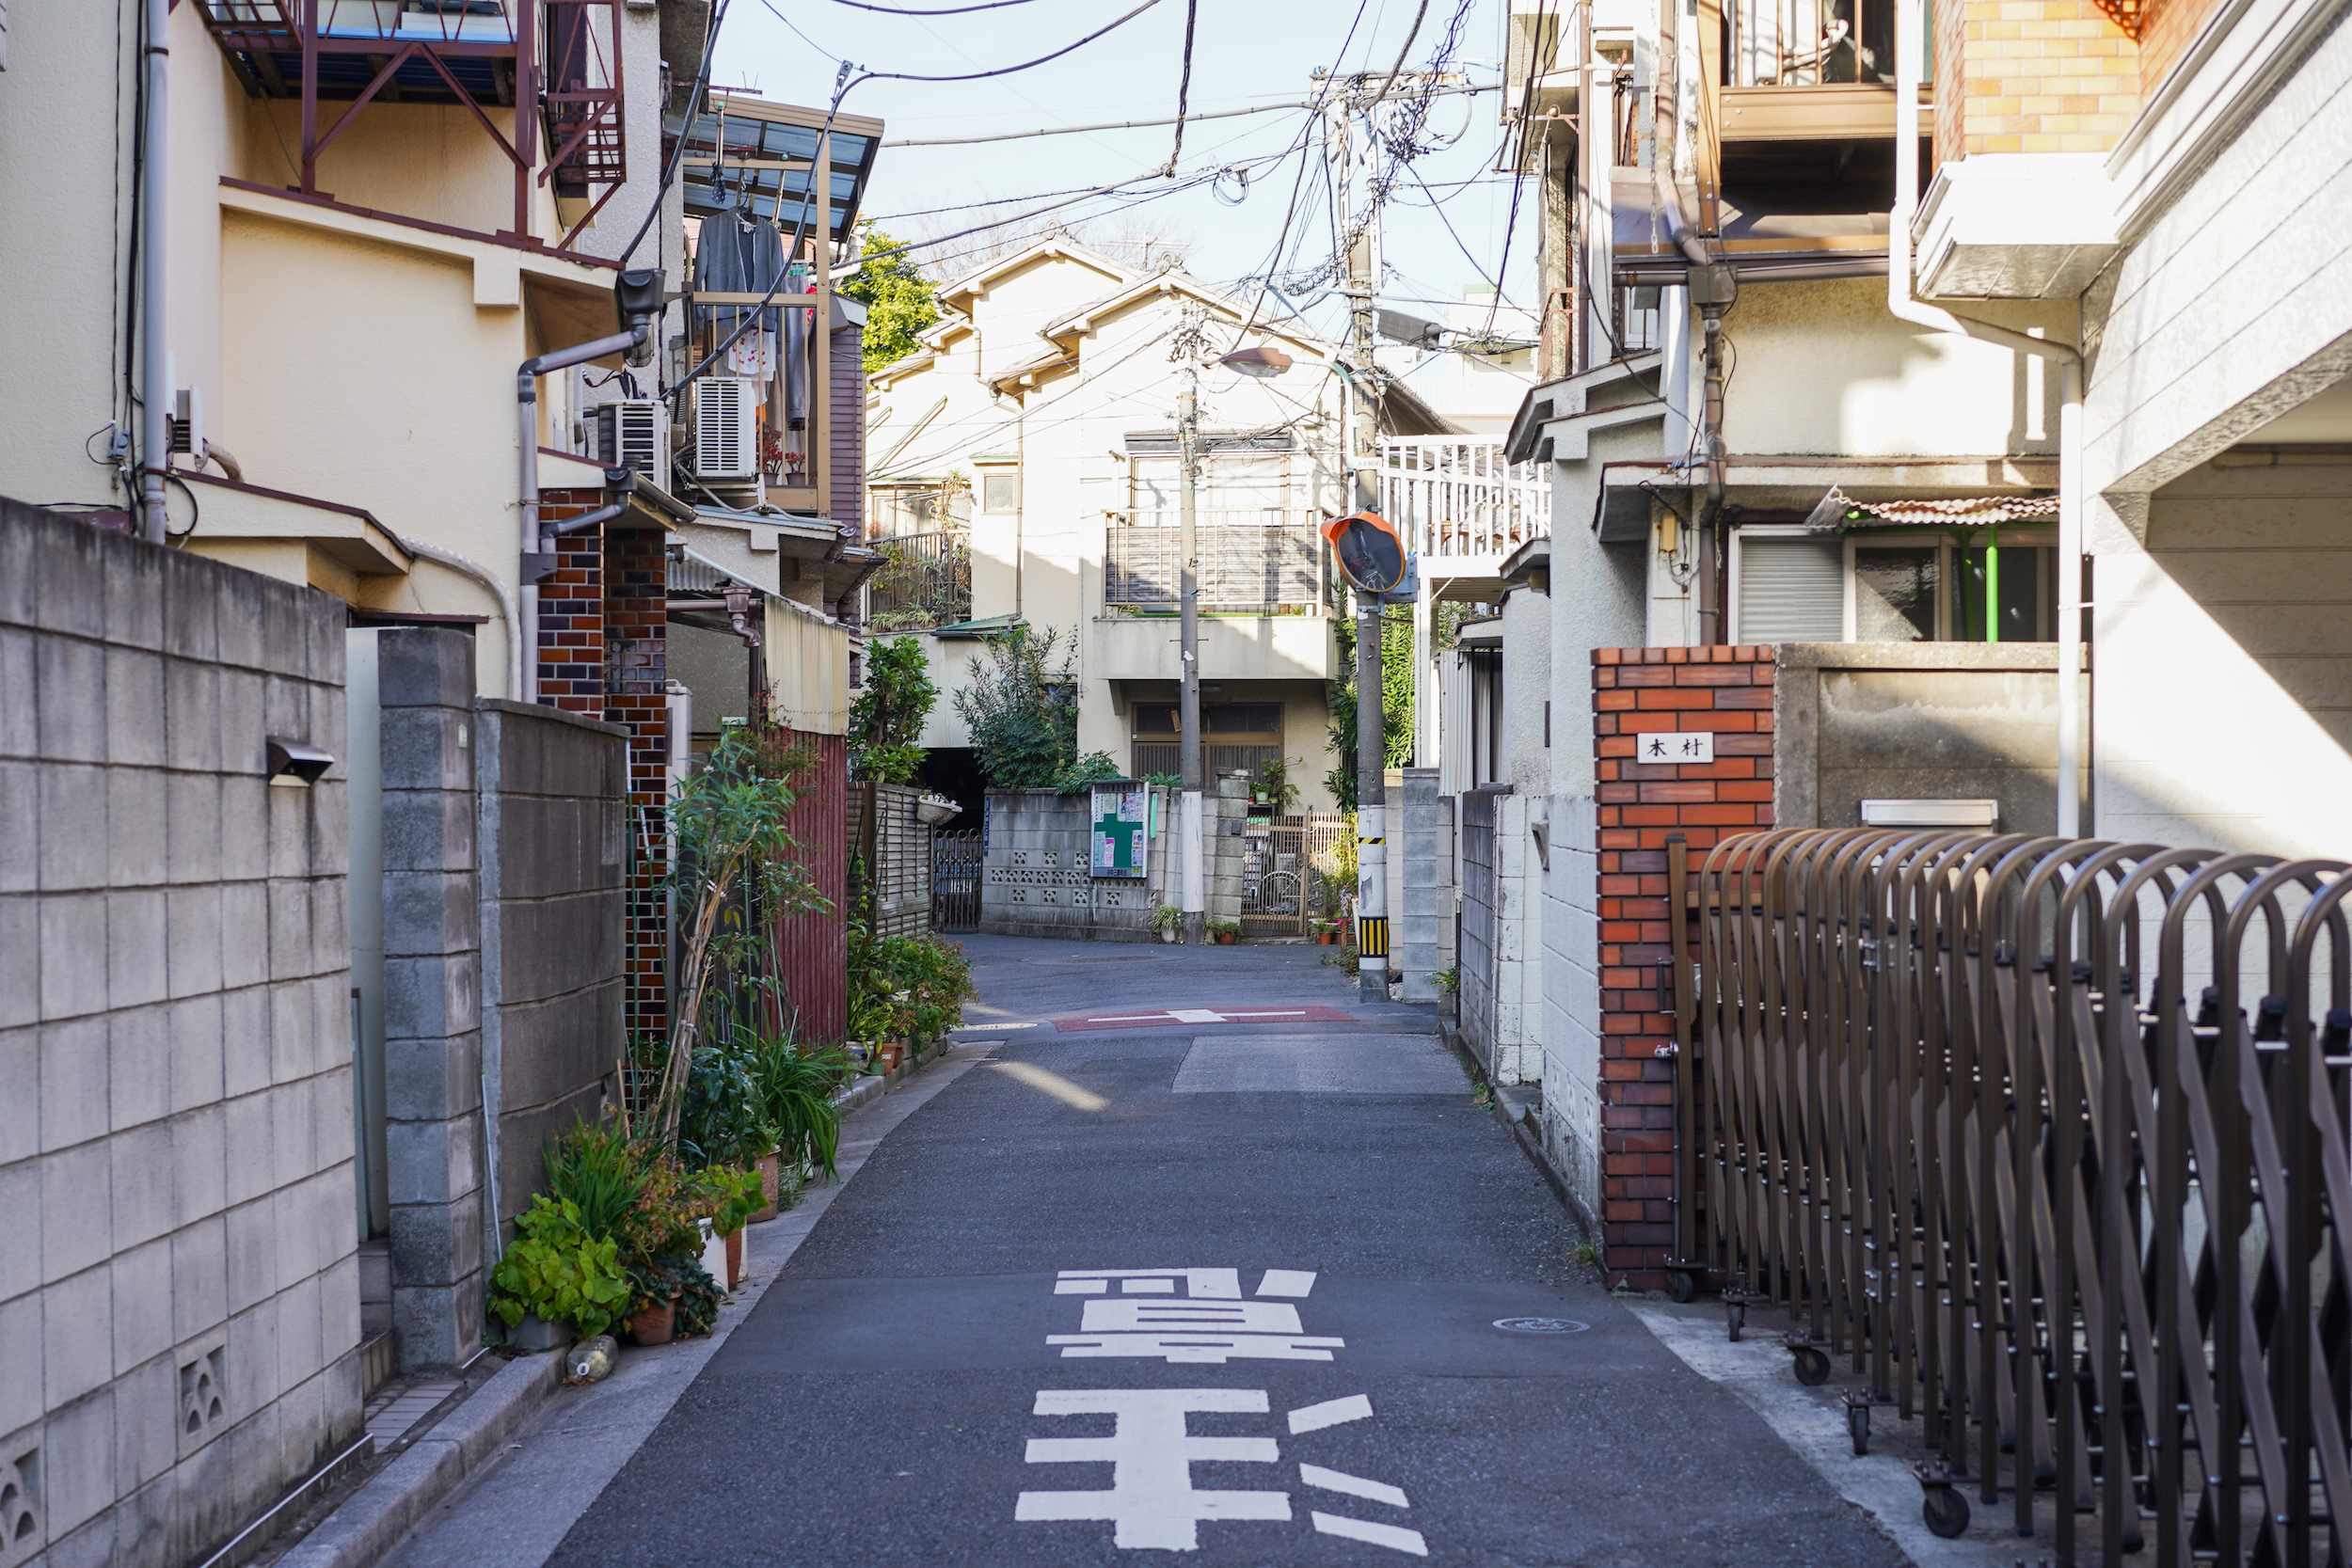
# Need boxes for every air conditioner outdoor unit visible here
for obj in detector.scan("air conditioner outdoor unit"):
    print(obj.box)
[691,377,757,480]
[592,399,666,478]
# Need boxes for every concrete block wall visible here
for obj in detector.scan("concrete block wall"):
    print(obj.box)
[1208,772,1248,928]
[978,785,1175,940]
[474,697,627,1239]
[1589,645,1775,1282]
[1538,794,1604,1225]
[1395,768,1453,1002]
[0,505,363,1568]
[373,631,484,1375]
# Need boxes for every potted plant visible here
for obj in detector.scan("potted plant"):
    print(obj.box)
[1313,919,1339,945]
[1251,756,1300,815]
[1149,904,1184,943]
[487,1196,630,1352]
[1205,918,1241,945]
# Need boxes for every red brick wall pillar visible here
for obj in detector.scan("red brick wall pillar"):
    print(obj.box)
[602,526,672,1045]
[1591,644,1775,1282]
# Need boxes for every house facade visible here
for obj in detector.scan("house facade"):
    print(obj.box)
[865,232,1457,808]
[1451,0,2352,1275]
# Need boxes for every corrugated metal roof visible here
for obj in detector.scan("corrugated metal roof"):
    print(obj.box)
[1805,485,2059,531]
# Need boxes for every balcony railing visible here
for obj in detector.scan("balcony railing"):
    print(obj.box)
[866,530,972,632]
[1375,439,1549,570]
[1104,511,1328,611]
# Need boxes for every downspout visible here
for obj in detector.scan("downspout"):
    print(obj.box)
[1891,0,2084,835]
[391,534,524,704]
[1661,178,1729,646]
[138,0,169,545]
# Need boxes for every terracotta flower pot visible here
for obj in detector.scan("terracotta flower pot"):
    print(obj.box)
[628,1299,677,1346]
[748,1150,782,1225]
[1316,931,1336,945]
[724,1227,745,1290]
[879,1042,904,1075]
[1216,931,1237,945]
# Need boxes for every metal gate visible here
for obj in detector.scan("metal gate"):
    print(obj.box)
[1240,815,1346,938]
[931,830,980,931]
[1668,828,2352,1564]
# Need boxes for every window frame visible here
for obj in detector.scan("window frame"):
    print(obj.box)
[1730,523,2058,644]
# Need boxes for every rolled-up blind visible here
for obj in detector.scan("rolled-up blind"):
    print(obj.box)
[1735,534,1843,642]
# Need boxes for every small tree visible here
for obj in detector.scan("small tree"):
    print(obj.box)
[953,623,1079,788]
[840,227,941,374]
[652,728,831,1148]
[850,635,937,784]
[1325,605,1415,810]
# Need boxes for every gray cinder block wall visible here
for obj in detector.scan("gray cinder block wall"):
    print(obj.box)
[0,504,363,1568]
[373,631,485,1374]
[977,785,1173,940]
[474,696,627,1237]
[1396,768,1453,1001]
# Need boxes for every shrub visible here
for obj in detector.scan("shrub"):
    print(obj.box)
[953,624,1079,787]
[676,1031,777,1172]
[490,1196,631,1338]
[849,927,977,1046]
[749,1026,848,1180]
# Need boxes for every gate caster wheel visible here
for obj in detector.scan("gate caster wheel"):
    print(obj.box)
[1791,1345,1832,1386]
[1665,1270,1697,1305]
[1725,1299,1746,1342]
[1845,1399,1872,1455]
[1920,1485,1969,1538]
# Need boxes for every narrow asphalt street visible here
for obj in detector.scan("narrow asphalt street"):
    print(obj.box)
[384,936,1905,1567]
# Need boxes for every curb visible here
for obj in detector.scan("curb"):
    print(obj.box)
[275,1349,562,1568]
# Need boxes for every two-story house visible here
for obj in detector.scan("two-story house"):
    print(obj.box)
[864,230,1455,811]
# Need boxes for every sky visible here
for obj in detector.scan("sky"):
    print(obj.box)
[710,0,1536,351]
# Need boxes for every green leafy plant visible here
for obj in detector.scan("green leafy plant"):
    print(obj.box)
[1251,756,1300,813]
[694,1164,768,1239]
[1204,918,1241,940]
[624,1251,724,1335]
[849,927,977,1045]
[542,1121,653,1243]
[953,623,1080,788]
[1148,904,1184,931]
[840,226,943,374]
[748,1026,848,1181]
[1432,964,1461,995]
[1053,751,1122,795]
[490,1196,631,1338]
[1326,609,1415,811]
[677,1033,777,1173]
[654,728,832,1149]
[850,635,938,784]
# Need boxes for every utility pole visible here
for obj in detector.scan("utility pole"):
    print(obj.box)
[1335,87,1388,1005]
[1176,320,1205,945]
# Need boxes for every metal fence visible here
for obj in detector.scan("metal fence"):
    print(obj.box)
[1104,511,1328,610]
[1666,828,2352,1564]
[866,529,971,631]
[1239,815,1347,938]
[932,830,980,931]
[1375,438,1549,564]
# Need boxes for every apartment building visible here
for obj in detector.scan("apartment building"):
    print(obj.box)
[1459,0,2352,1273]
[864,230,1454,807]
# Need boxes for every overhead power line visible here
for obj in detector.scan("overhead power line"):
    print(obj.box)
[848,0,1168,87]
[825,0,1046,11]
[882,81,1493,147]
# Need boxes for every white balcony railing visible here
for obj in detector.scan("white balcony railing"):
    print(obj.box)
[1376,439,1549,570]
[1104,509,1328,610]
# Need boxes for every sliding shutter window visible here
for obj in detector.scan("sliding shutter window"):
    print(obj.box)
[1734,533,1844,643]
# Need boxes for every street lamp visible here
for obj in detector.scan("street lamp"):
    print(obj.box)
[1212,341,1391,1003]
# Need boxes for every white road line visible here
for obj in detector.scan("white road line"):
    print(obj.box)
[1090,1013,1176,1022]
[1168,1007,1224,1022]
[1256,1268,1316,1297]
[1300,1465,1409,1508]
[1311,1512,1428,1555]
[1287,1394,1375,1433]
[1056,1268,1242,1298]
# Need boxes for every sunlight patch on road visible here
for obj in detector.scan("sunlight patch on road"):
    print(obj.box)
[989,1060,1109,1112]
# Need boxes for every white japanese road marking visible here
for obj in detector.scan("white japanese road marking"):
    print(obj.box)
[1056,1269,1242,1298]
[1014,1388,1291,1550]
[1052,1299,1343,1363]
[1287,1394,1375,1433]
[1299,1465,1409,1509]
[988,1060,1108,1112]
[1255,1269,1316,1297]
[1311,1512,1429,1556]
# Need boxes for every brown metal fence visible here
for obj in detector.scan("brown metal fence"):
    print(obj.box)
[1239,815,1347,938]
[932,830,980,931]
[1666,828,2352,1564]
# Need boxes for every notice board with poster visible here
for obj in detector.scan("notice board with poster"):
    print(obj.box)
[1089,783,1149,879]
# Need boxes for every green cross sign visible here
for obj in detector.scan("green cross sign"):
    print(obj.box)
[1091,786,1146,878]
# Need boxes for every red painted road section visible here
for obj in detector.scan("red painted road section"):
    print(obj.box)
[1052,1006,1358,1033]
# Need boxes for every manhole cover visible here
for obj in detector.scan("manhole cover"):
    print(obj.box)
[1493,1317,1589,1335]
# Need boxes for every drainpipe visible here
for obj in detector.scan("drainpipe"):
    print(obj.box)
[138,0,170,545]
[1889,0,2084,835]
[1661,179,1731,646]
[391,534,525,703]
[517,328,642,703]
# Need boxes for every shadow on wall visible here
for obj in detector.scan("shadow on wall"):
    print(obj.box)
[2094,458,2352,860]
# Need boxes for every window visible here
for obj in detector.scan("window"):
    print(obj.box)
[1731,526,2055,643]
[1130,703,1284,781]
[982,472,1019,512]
